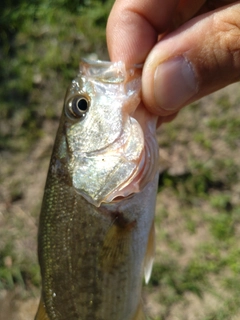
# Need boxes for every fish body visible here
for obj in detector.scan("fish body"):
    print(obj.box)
[35,60,159,320]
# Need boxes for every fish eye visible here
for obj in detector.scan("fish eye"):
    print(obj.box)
[67,95,90,119]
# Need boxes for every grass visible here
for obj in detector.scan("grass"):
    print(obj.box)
[149,87,240,319]
[1,1,240,319]
[0,0,112,152]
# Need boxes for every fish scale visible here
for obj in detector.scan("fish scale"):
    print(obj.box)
[35,60,159,320]
[39,177,104,319]
[37,173,158,320]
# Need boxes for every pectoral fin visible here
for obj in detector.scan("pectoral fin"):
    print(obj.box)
[99,216,136,272]
[35,297,50,320]
[144,221,155,284]
[99,224,130,272]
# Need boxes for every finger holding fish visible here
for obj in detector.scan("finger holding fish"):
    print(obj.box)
[108,0,240,121]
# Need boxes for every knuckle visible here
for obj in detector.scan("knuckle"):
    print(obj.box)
[213,6,240,70]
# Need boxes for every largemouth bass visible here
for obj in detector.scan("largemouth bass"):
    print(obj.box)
[35,59,159,320]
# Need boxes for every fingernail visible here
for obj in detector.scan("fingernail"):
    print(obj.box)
[154,56,197,111]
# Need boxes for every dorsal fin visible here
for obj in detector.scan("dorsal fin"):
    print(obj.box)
[144,221,155,284]
[35,297,50,320]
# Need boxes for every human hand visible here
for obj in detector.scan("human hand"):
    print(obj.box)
[107,0,240,124]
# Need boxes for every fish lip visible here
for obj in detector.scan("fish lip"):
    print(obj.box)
[81,58,143,70]
[80,58,143,85]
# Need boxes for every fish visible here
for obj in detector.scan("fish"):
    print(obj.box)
[35,59,159,320]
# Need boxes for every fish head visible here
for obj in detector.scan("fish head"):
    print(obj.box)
[62,59,158,207]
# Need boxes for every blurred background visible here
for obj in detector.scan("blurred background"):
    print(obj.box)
[1,1,240,319]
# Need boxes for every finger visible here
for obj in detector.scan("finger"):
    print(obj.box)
[157,112,179,127]
[142,2,240,116]
[106,0,179,65]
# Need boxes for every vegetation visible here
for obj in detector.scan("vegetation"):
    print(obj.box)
[1,1,240,319]
[0,0,112,152]
[147,89,240,319]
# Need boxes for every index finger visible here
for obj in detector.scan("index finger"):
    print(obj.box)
[106,0,179,65]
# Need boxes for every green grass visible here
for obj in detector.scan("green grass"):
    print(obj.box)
[152,87,240,318]
[0,0,113,152]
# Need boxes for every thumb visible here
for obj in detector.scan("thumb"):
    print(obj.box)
[142,3,240,116]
